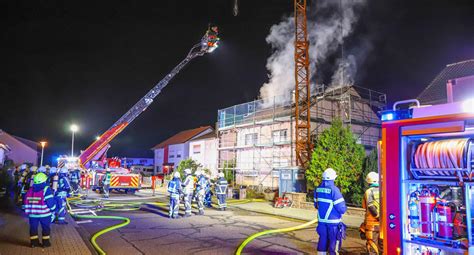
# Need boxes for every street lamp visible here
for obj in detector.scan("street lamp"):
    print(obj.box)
[96,136,101,141]
[70,124,79,157]
[40,141,47,166]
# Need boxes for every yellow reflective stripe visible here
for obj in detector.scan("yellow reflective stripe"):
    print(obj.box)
[30,235,39,239]
[43,236,50,239]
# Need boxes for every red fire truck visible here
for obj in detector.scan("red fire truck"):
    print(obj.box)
[90,158,141,194]
[380,98,474,254]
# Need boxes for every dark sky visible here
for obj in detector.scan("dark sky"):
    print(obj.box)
[1,0,473,164]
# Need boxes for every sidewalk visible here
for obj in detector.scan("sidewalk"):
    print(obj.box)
[0,197,92,255]
[232,201,364,228]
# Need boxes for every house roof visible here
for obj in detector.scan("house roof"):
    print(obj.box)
[189,130,216,141]
[152,126,213,149]
[13,135,38,151]
[418,59,474,105]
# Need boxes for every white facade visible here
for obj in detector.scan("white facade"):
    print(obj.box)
[189,137,218,177]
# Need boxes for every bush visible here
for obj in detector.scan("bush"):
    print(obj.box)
[175,159,202,178]
[307,118,366,205]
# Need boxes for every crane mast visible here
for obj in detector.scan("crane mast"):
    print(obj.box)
[294,0,313,168]
[78,27,219,168]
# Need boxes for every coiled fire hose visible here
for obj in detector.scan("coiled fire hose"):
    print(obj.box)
[66,197,139,255]
[235,217,318,255]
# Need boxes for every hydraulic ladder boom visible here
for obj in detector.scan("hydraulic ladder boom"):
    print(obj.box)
[78,27,219,168]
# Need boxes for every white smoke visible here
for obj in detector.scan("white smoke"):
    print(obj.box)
[259,0,368,106]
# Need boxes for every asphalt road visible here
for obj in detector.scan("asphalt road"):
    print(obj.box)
[71,192,366,255]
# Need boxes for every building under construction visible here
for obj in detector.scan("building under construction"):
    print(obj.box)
[216,85,386,188]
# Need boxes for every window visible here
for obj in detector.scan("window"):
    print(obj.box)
[169,155,175,159]
[193,144,201,154]
[272,129,288,143]
[245,133,258,145]
[176,154,181,158]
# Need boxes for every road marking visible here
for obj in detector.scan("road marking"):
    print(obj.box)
[76,220,93,224]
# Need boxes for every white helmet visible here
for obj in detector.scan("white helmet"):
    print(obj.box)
[30,166,38,173]
[195,170,202,176]
[218,172,224,178]
[37,166,47,173]
[184,168,192,175]
[20,164,27,170]
[322,168,337,180]
[60,167,68,174]
[173,171,181,179]
[366,172,379,184]
[50,167,57,174]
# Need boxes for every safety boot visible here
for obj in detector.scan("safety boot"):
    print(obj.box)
[30,237,39,248]
[42,237,51,248]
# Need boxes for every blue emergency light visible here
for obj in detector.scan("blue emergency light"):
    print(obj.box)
[380,109,413,122]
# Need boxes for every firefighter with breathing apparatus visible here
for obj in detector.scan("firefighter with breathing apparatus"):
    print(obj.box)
[360,171,382,254]
[23,172,57,248]
[314,168,347,255]
[167,171,182,219]
[194,170,208,215]
[215,172,228,211]
[182,168,195,217]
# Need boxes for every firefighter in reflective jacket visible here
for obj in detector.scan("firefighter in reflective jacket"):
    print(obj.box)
[70,169,80,196]
[195,170,208,215]
[55,167,71,224]
[204,174,213,208]
[102,169,111,198]
[24,173,56,248]
[168,171,182,219]
[215,172,228,211]
[314,168,347,255]
[361,172,382,255]
[182,168,195,217]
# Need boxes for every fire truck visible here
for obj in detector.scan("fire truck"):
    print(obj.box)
[89,158,141,193]
[380,97,474,254]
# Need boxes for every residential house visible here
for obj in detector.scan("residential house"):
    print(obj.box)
[0,129,39,165]
[188,131,218,177]
[152,126,214,174]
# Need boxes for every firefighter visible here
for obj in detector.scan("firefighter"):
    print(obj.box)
[16,164,28,204]
[55,167,71,224]
[361,172,382,255]
[182,168,195,217]
[70,169,80,196]
[215,172,228,211]
[204,174,213,208]
[21,166,37,209]
[195,170,208,215]
[102,169,111,198]
[314,168,347,255]
[23,172,56,248]
[167,171,182,219]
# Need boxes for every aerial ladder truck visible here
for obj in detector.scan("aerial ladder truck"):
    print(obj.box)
[62,26,219,194]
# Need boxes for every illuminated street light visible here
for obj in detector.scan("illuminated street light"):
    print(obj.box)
[96,136,101,141]
[70,124,79,157]
[40,141,47,166]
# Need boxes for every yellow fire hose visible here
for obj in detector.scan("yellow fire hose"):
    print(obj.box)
[66,197,136,255]
[235,217,319,255]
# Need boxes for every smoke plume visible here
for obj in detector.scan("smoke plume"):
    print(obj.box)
[259,0,369,106]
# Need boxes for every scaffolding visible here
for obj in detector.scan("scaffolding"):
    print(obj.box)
[216,85,386,188]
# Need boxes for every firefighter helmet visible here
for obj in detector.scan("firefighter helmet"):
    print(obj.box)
[322,168,337,180]
[184,168,192,175]
[30,166,38,173]
[218,172,224,178]
[34,173,48,184]
[37,166,47,173]
[20,164,27,170]
[173,172,181,179]
[50,167,57,174]
[195,170,202,176]
[366,172,379,184]
[60,167,68,174]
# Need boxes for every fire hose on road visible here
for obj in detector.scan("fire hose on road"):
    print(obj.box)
[234,217,318,255]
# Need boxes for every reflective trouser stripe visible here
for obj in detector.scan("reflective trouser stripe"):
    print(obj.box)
[318,218,342,224]
[43,236,50,239]
[30,235,39,239]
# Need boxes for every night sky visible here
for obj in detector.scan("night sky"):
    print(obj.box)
[1,0,473,164]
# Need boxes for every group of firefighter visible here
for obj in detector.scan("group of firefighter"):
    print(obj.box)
[167,168,228,218]
[314,168,381,255]
[4,162,92,248]
[20,164,111,249]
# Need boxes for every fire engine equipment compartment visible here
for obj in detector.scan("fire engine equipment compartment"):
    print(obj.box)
[381,99,474,255]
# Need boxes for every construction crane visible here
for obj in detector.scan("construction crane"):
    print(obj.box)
[233,0,313,167]
[293,0,312,168]
[78,26,220,168]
